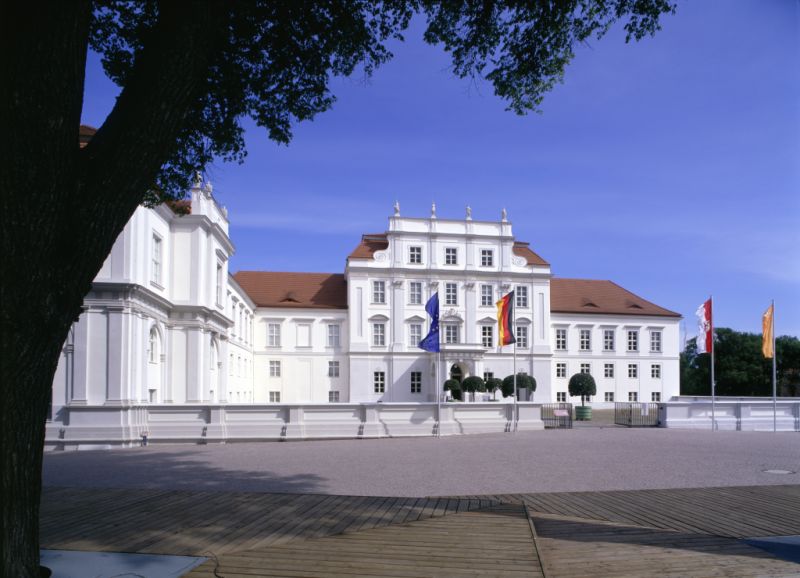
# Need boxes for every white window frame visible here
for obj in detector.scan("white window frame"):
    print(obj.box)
[555,328,567,351]
[374,371,385,393]
[444,324,459,344]
[651,364,661,379]
[516,325,528,348]
[372,281,386,304]
[410,371,422,394]
[603,329,615,351]
[328,360,340,378]
[409,281,422,305]
[580,363,591,375]
[516,286,529,308]
[268,323,281,347]
[604,363,614,378]
[445,282,458,306]
[409,246,422,264]
[557,392,567,402]
[481,326,494,348]
[650,330,662,353]
[327,324,341,348]
[409,323,422,347]
[480,285,493,306]
[651,392,661,402]
[445,247,458,265]
[269,391,281,403]
[556,363,567,378]
[628,391,638,402]
[627,330,639,352]
[329,391,340,402]
[269,360,281,377]
[605,392,615,402]
[151,233,163,286]
[372,323,386,347]
[579,329,591,351]
[628,364,638,379]
[480,249,494,267]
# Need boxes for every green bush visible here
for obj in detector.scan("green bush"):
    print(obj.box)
[568,373,597,406]
[502,373,537,398]
[462,376,484,393]
[443,379,459,392]
[450,387,463,401]
[486,377,503,394]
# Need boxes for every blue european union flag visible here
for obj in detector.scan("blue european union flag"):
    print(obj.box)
[419,293,440,352]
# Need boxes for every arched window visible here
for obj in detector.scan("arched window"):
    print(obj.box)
[148,327,160,363]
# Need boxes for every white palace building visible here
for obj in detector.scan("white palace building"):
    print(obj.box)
[46,178,685,448]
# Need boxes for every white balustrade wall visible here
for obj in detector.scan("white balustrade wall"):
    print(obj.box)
[659,398,800,431]
[46,402,544,450]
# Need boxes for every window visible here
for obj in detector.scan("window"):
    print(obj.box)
[374,371,385,393]
[483,371,494,382]
[605,392,615,402]
[372,281,386,304]
[445,282,458,305]
[628,364,638,378]
[604,363,614,378]
[480,285,493,306]
[480,249,494,267]
[516,286,528,307]
[650,330,662,353]
[627,330,639,352]
[409,323,422,347]
[268,323,281,347]
[555,329,567,350]
[651,392,661,402]
[269,360,281,377]
[373,323,386,346]
[557,392,567,402]
[603,329,615,351]
[297,323,311,347]
[329,391,340,402]
[481,326,494,348]
[445,247,458,265]
[580,329,591,351]
[151,234,162,285]
[516,326,528,348]
[327,324,341,348]
[148,328,159,363]
[580,363,591,374]
[269,391,281,403]
[409,281,422,305]
[215,262,223,305]
[409,246,422,264]
[651,364,661,379]
[556,363,567,378]
[229,354,233,376]
[328,361,340,378]
[444,324,459,344]
[628,392,638,402]
[411,371,422,393]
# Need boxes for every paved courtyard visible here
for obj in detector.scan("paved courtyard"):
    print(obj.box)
[44,427,799,496]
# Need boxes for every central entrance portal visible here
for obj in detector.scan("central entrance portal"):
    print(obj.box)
[449,364,463,383]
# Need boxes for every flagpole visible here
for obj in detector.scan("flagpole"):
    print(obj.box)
[772,299,777,433]
[710,294,716,431]
[513,294,518,434]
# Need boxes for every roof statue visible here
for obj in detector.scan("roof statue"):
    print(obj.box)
[501,207,508,222]
[466,205,472,220]
[393,201,400,216]
[431,202,437,219]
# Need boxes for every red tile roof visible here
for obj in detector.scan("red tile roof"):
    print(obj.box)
[234,271,347,309]
[550,278,680,318]
[513,242,549,266]
[348,234,389,259]
[79,124,96,148]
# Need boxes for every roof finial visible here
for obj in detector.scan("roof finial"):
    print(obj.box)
[203,180,213,198]
[431,202,437,219]
[465,205,472,221]
[393,200,400,217]
[192,171,203,188]
[501,207,508,222]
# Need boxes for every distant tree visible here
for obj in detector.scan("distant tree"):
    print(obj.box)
[1,2,677,574]
[680,329,800,397]
[568,373,596,406]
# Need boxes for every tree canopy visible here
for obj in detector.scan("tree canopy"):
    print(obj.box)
[681,328,800,397]
[1,1,676,575]
[568,373,596,406]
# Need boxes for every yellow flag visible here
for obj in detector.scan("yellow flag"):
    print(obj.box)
[762,304,774,358]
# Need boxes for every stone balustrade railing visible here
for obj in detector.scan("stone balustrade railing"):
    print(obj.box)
[659,398,800,431]
[46,402,544,451]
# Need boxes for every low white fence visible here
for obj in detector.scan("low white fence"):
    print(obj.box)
[659,398,800,431]
[46,402,544,450]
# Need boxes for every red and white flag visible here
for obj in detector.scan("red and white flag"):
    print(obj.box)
[695,298,712,354]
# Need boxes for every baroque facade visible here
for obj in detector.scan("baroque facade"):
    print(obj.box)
[49,181,681,429]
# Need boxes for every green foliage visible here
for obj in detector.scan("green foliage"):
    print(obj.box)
[87,1,676,198]
[486,377,503,393]
[462,376,485,393]
[568,373,596,406]
[443,379,459,392]
[500,373,536,398]
[450,386,463,401]
[681,328,800,397]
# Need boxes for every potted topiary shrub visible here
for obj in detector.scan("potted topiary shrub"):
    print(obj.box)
[462,376,485,402]
[502,373,536,401]
[486,377,503,401]
[443,379,460,401]
[568,373,596,420]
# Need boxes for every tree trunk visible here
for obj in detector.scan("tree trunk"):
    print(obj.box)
[1,3,224,575]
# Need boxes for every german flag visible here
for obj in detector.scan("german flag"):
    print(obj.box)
[496,291,516,346]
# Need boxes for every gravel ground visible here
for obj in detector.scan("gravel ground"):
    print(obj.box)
[43,428,800,497]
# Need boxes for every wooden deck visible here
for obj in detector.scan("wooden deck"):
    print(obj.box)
[40,485,800,577]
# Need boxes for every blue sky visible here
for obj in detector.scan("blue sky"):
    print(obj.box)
[82,0,799,339]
